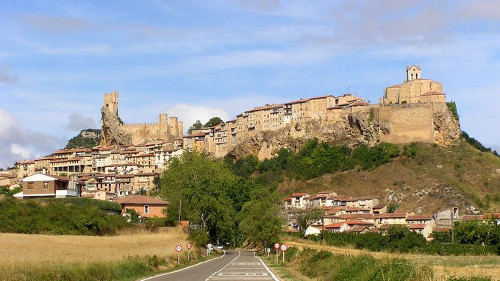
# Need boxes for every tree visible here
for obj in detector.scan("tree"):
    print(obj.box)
[187,120,203,134]
[204,117,224,127]
[297,209,323,232]
[239,188,283,249]
[157,152,238,245]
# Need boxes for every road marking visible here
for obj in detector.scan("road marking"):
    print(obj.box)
[139,250,227,281]
[255,252,280,281]
[205,249,241,281]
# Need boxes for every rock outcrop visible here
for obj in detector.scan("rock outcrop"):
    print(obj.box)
[100,107,132,146]
[231,103,461,160]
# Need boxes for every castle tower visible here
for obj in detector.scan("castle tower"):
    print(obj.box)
[177,121,184,137]
[104,91,118,116]
[159,114,168,138]
[169,117,179,139]
[406,65,421,81]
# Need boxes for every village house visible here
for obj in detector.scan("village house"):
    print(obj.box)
[17,174,79,199]
[116,195,169,218]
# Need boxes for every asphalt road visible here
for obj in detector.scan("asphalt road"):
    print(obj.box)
[141,249,279,281]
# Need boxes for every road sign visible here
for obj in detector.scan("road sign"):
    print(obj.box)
[280,244,287,252]
[186,243,192,249]
[175,244,182,252]
[274,243,280,249]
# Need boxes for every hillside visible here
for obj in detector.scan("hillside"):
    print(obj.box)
[277,140,500,214]
[65,129,101,149]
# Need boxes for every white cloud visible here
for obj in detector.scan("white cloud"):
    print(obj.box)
[10,143,31,159]
[165,104,230,133]
[0,109,65,168]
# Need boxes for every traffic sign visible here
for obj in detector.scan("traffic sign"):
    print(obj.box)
[175,244,182,252]
[186,243,192,250]
[274,243,280,249]
[280,244,287,252]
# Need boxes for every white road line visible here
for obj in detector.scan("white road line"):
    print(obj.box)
[255,253,280,281]
[205,249,241,281]
[139,250,227,281]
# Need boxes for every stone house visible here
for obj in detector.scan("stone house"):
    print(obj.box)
[18,174,79,199]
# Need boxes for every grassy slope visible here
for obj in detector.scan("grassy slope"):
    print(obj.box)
[278,141,500,214]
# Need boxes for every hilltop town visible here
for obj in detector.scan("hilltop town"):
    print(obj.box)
[3,66,461,202]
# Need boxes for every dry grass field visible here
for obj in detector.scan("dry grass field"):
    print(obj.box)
[285,237,500,280]
[0,227,187,266]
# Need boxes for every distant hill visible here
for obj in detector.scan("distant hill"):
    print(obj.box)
[278,139,500,214]
[65,129,101,149]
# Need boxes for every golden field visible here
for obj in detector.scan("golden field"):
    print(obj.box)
[0,227,188,266]
[284,237,500,280]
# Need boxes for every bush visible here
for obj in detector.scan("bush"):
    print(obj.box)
[0,197,129,235]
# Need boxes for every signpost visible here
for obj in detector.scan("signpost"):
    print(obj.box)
[186,243,192,261]
[280,244,287,265]
[175,244,182,264]
[274,243,280,263]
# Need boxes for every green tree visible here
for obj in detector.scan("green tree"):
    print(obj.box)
[158,152,238,245]
[239,188,283,249]
[187,120,203,134]
[297,209,323,232]
[204,117,224,127]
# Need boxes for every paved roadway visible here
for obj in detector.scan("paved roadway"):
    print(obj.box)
[140,249,279,281]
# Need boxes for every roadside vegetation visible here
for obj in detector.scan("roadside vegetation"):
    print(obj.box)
[297,223,500,256]
[0,197,128,235]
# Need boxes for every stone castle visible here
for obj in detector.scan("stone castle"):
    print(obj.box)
[100,66,460,160]
[101,91,183,146]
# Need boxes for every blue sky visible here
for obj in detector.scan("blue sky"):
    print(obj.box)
[1,0,499,168]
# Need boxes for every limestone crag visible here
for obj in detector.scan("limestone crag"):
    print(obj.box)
[100,107,132,146]
[432,103,461,146]
[230,103,461,160]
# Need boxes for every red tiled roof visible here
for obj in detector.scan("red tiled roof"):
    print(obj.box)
[409,224,426,230]
[292,193,308,197]
[406,215,433,221]
[324,222,348,229]
[115,195,169,205]
[344,220,374,226]
[373,203,387,209]
[349,226,368,233]
[433,227,451,233]
[378,213,407,219]
[461,215,484,221]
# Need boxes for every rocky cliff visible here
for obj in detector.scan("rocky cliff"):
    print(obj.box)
[231,103,460,160]
[100,107,132,146]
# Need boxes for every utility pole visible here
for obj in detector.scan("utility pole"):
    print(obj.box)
[178,198,182,224]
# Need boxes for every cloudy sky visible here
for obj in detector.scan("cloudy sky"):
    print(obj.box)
[1,0,499,168]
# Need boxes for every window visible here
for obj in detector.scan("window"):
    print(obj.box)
[43,182,49,189]
[144,205,149,214]
[27,182,34,189]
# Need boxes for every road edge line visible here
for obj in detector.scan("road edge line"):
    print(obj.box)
[139,250,227,281]
[205,249,241,281]
[255,253,280,281]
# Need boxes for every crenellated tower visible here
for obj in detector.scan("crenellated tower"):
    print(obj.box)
[104,91,118,116]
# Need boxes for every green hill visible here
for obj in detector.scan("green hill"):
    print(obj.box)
[65,129,101,149]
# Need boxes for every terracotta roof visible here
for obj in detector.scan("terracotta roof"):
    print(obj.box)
[373,203,387,209]
[324,222,348,229]
[245,104,283,113]
[378,213,407,219]
[339,214,375,220]
[291,193,308,197]
[406,215,433,221]
[344,220,374,226]
[349,226,369,233]
[409,224,426,230]
[461,215,484,221]
[50,157,83,163]
[378,224,406,230]
[283,197,292,201]
[115,195,169,205]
